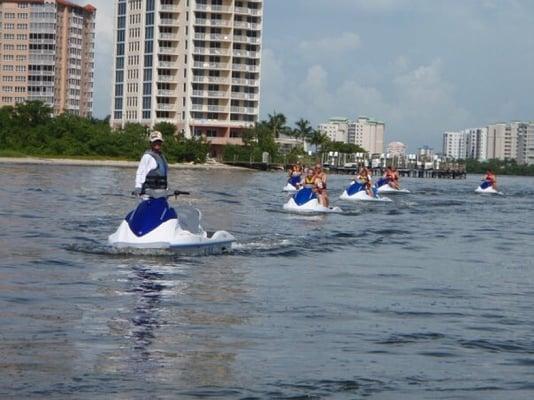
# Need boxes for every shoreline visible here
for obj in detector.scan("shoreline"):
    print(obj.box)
[0,156,250,171]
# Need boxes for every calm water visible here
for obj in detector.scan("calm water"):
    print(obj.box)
[1,163,534,399]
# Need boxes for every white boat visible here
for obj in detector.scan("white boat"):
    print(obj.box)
[283,188,342,213]
[108,189,235,254]
[340,181,392,202]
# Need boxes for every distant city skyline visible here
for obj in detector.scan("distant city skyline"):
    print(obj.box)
[89,0,534,149]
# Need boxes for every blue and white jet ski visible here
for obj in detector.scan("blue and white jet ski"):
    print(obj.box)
[340,181,392,202]
[283,187,342,213]
[475,180,502,195]
[374,177,410,194]
[108,189,235,254]
[283,175,302,192]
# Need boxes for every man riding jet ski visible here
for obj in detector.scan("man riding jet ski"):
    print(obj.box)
[108,131,235,253]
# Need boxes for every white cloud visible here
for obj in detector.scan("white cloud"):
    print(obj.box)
[299,32,361,54]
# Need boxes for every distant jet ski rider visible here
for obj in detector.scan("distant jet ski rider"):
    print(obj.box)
[133,131,168,195]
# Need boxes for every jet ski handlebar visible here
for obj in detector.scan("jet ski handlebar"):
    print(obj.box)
[131,189,191,198]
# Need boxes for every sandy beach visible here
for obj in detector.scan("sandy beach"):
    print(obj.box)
[0,156,249,170]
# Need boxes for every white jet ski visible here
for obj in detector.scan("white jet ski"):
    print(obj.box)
[340,181,392,202]
[108,189,235,254]
[283,187,342,213]
[475,180,502,195]
[374,177,410,194]
[283,175,301,192]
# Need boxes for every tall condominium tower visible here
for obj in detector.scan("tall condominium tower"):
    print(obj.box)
[0,0,96,116]
[110,0,263,152]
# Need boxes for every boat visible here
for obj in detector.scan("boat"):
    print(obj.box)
[283,175,301,192]
[283,187,342,213]
[108,189,235,254]
[475,180,502,195]
[374,177,410,194]
[340,181,392,202]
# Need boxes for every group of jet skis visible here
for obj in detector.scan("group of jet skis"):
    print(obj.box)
[283,162,409,213]
[106,131,502,254]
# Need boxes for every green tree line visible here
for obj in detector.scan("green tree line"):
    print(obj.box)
[465,158,534,176]
[0,101,209,163]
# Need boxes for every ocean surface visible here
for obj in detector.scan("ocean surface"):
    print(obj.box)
[1,163,533,399]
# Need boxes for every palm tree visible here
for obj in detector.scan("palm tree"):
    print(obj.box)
[309,129,330,154]
[293,118,313,144]
[266,112,288,138]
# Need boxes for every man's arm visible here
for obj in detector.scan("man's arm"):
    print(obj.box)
[135,154,157,189]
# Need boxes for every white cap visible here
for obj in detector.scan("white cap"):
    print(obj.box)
[149,131,164,143]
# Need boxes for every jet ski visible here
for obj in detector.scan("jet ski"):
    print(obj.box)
[374,177,410,194]
[283,175,302,192]
[340,181,392,202]
[283,187,342,213]
[475,180,502,195]
[108,189,235,254]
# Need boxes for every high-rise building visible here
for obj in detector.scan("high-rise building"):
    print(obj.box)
[318,117,349,143]
[517,122,534,165]
[110,0,263,153]
[387,141,406,157]
[486,122,522,160]
[352,116,384,155]
[0,0,96,116]
[465,127,487,161]
[442,131,466,159]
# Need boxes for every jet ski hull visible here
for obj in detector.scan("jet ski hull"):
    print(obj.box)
[376,184,410,194]
[283,198,342,213]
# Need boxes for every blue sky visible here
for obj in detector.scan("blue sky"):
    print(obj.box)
[89,0,534,150]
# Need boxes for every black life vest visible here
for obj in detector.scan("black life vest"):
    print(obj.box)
[143,150,168,190]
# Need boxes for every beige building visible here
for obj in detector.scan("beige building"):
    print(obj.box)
[387,141,406,157]
[0,0,96,116]
[318,117,349,143]
[486,122,520,160]
[351,116,384,155]
[110,0,263,154]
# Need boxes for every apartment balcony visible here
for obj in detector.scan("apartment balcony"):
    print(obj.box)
[160,18,178,25]
[159,32,179,40]
[193,32,232,42]
[160,4,179,12]
[231,77,259,86]
[192,90,227,98]
[195,4,232,13]
[231,92,258,101]
[194,18,232,27]
[192,47,231,56]
[234,7,263,16]
[233,35,261,44]
[158,46,178,55]
[232,49,260,58]
[192,75,230,84]
[205,137,244,146]
[191,104,229,112]
[231,106,258,114]
[157,74,177,82]
[156,103,176,111]
[158,60,178,68]
[232,64,260,73]
[157,89,176,96]
[193,61,230,70]
[233,21,260,30]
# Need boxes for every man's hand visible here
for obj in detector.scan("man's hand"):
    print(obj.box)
[132,187,142,196]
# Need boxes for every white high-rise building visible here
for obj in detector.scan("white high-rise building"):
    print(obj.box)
[387,141,406,157]
[110,0,263,153]
[442,131,466,159]
[517,122,534,165]
[353,116,384,155]
[318,117,349,143]
[465,127,487,161]
[486,122,521,160]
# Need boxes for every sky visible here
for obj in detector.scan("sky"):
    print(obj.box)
[87,0,534,150]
